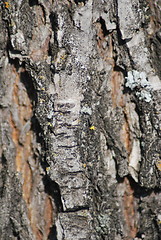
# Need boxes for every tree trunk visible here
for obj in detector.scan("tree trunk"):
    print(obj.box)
[0,0,161,239]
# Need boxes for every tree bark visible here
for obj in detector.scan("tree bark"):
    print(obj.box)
[0,0,161,239]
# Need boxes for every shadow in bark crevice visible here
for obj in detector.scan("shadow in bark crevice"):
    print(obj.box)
[20,70,37,104]
[74,0,87,5]
[43,175,64,213]
[49,12,59,35]
[99,16,111,37]
[126,175,160,198]
[0,154,8,197]
[31,116,49,170]
[20,69,50,171]
[48,225,58,240]
[20,68,49,169]
[29,0,38,7]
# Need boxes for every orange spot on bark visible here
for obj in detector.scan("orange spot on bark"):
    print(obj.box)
[156,160,161,171]
[4,2,10,8]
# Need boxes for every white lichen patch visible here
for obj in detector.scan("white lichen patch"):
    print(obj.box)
[81,106,92,115]
[10,30,26,50]
[125,70,152,102]
[158,214,161,222]
[135,90,152,103]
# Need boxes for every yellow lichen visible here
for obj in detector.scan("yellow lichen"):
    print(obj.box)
[82,163,87,168]
[47,122,53,127]
[40,99,45,103]
[46,167,50,173]
[52,152,58,157]
[60,54,67,60]
[89,126,96,130]
[4,2,10,8]
[39,76,45,80]
[156,160,161,171]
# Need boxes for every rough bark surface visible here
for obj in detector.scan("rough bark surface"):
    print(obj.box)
[0,0,161,240]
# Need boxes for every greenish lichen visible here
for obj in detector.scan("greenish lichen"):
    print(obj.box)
[125,70,152,102]
[96,213,110,234]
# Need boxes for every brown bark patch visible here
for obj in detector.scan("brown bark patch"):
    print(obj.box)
[111,71,124,107]
[10,66,33,202]
[95,20,114,65]
[9,66,37,235]
[29,5,51,61]
[30,35,51,61]
[111,71,132,153]
[9,65,55,240]
[120,120,131,154]
[123,177,137,239]
[44,196,54,237]
[147,0,161,33]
